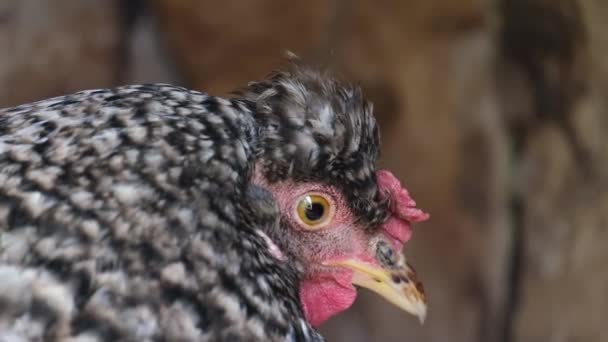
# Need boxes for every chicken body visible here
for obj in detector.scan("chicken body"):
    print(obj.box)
[0,66,427,341]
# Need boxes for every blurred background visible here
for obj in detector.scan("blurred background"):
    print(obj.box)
[1,0,607,341]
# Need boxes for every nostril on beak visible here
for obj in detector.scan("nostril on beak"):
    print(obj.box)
[376,240,398,268]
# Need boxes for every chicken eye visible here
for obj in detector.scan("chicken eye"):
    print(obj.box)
[296,194,332,229]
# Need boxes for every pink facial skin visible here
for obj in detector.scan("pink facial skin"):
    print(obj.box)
[254,168,428,327]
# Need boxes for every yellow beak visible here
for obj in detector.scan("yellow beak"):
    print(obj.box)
[323,257,427,324]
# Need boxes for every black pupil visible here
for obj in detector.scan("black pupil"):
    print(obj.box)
[305,202,325,221]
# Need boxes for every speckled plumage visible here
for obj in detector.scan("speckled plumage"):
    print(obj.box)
[0,65,387,341]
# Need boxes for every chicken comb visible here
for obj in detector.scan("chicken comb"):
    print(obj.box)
[376,170,429,250]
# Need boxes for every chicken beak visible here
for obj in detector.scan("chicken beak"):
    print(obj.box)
[323,258,427,324]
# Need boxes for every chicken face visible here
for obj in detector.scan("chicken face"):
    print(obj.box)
[241,60,429,328]
[254,168,428,327]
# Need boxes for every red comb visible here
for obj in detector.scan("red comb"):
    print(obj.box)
[376,170,429,222]
[376,170,429,249]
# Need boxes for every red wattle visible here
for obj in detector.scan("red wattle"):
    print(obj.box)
[300,270,357,327]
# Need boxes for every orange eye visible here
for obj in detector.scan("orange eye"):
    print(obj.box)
[296,194,332,229]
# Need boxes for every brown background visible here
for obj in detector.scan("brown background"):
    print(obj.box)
[1,1,607,341]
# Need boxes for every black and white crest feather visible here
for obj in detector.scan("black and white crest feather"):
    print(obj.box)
[239,64,389,226]
[0,64,387,341]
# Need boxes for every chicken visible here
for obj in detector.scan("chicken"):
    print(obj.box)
[0,61,428,341]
